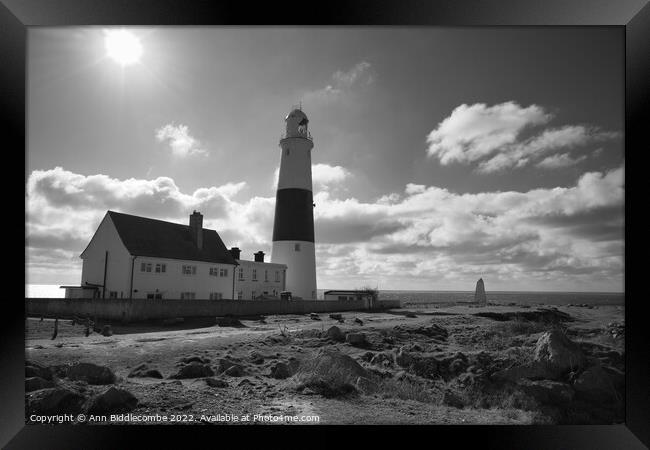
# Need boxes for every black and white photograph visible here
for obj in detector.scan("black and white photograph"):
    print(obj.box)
[23,25,628,427]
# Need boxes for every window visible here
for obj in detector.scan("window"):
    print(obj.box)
[209,292,223,300]
[294,243,301,251]
[155,264,161,273]
[141,262,152,272]
[286,148,290,156]
[275,271,280,282]
[182,265,196,275]
[238,268,244,280]
[251,290,256,299]
[252,269,257,281]
[161,264,166,273]
[220,268,228,277]
[180,292,196,300]
[209,267,215,276]
[264,270,268,282]
[237,291,243,300]
[109,291,118,299]
[146,263,152,272]
[147,293,163,300]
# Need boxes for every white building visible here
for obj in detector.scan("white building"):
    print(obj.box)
[231,248,287,300]
[70,210,284,300]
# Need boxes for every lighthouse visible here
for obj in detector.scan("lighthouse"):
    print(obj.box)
[271,107,317,300]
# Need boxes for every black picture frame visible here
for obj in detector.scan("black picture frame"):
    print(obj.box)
[4,0,649,447]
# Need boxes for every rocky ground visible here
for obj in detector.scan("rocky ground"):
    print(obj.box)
[24,303,624,425]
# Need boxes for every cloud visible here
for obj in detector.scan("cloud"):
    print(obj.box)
[426,102,619,173]
[302,61,374,103]
[155,123,208,157]
[26,165,624,291]
[536,153,587,169]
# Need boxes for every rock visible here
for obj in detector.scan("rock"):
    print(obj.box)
[443,391,465,408]
[224,364,245,377]
[309,313,321,321]
[67,363,116,385]
[573,365,617,402]
[180,355,210,364]
[215,358,241,374]
[370,352,394,368]
[86,387,138,415]
[101,325,113,337]
[345,333,368,347]
[405,313,417,318]
[329,313,343,321]
[249,352,265,365]
[205,377,229,388]
[169,362,214,379]
[325,326,345,342]
[294,349,369,397]
[25,362,53,381]
[533,329,586,377]
[354,318,364,326]
[395,347,415,368]
[517,379,575,405]
[492,362,555,382]
[127,363,164,379]
[355,376,377,393]
[474,278,487,305]
[26,387,86,415]
[269,362,291,379]
[25,377,55,392]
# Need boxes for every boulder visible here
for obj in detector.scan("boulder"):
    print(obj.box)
[573,365,617,403]
[492,362,555,382]
[215,358,241,374]
[395,347,415,368]
[25,377,55,392]
[370,352,394,368]
[533,329,586,377]
[67,363,116,385]
[329,314,343,321]
[101,325,113,337]
[325,326,345,342]
[249,352,265,365]
[355,376,377,393]
[180,355,210,364]
[474,278,487,305]
[224,364,245,377]
[26,387,86,415]
[169,362,214,379]
[86,387,138,415]
[25,362,53,381]
[127,363,163,379]
[345,333,368,347]
[294,349,369,397]
[517,379,575,405]
[269,362,291,379]
[204,377,229,388]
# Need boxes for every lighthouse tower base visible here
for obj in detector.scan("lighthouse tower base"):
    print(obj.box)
[271,240,317,300]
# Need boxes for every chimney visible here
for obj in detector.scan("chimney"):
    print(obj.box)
[229,247,241,260]
[189,210,203,250]
[254,251,265,263]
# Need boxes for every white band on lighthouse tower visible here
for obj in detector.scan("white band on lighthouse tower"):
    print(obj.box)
[271,108,317,300]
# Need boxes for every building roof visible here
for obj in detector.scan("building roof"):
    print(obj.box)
[107,211,237,265]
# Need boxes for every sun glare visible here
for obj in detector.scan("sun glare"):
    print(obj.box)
[104,29,143,66]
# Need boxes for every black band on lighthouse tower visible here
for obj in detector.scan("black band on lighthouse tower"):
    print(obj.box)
[272,188,314,242]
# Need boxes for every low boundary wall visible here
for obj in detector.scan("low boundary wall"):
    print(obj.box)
[25,298,402,322]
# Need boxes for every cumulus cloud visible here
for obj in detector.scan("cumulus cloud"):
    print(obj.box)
[26,165,624,291]
[155,123,208,157]
[302,61,374,102]
[426,102,618,173]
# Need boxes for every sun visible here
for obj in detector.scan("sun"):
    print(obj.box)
[104,29,143,66]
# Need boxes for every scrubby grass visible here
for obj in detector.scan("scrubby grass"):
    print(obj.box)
[372,377,441,404]
[480,319,554,351]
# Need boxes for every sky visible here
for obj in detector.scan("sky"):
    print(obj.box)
[26,27,625,292]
